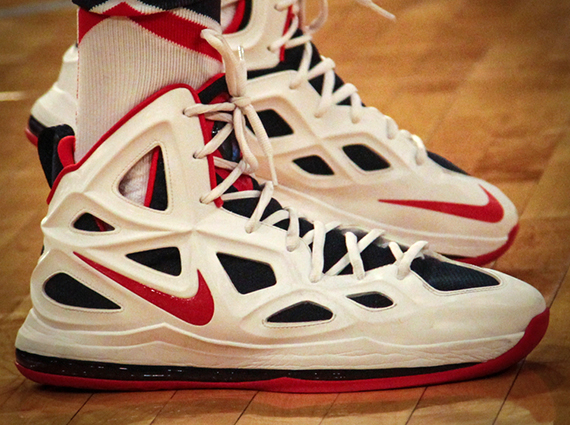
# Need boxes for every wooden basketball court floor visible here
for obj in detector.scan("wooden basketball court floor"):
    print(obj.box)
[0,0,569,423]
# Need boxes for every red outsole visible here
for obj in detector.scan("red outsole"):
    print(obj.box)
[458,224,519,266]
[15,308,549,393]
[25,127,38,146]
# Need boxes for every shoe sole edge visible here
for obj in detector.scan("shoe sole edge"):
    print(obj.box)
[15,308,549,393]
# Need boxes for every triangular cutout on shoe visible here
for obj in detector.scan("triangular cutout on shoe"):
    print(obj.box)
[44,273,120,310]
[347,292,393,309]
[217,253,276,294]
[343,144,390,171]
[294,155,334,175]
[126,247,182,276]
[267,301,333,323]
[73,213,115,232]
[249,109,293,138]
[118,146,168,210]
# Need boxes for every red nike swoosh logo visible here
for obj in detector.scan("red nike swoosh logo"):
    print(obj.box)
[378,185,504,223]
[76,253,214,326]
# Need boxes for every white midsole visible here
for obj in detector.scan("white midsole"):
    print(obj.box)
[16,308,522,370]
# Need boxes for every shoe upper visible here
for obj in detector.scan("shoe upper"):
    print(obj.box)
[18,35,545,370]
[28,0,518,262]
[221,0,519,259]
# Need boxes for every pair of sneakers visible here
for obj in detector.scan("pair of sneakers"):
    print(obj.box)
[16,0,548,392]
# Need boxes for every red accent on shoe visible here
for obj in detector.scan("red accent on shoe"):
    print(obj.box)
[130,13,221,62]
[215,168,254,193]
[223,0,247,34]
[15,309,549,393]
[379,185,505,223]
[76,253,215,326]
[25,127,38,146]
[78,9,109,43]
[144,147,161,208]
[458,224,519,266]
[281,7,295,62]
[94,218,110,232]
[57,136,76,168]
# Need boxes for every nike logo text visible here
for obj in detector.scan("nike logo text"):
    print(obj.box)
[76,253,214,326]
[378,186,504,223]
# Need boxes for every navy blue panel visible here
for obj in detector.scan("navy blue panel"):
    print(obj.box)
[44,273,120,309]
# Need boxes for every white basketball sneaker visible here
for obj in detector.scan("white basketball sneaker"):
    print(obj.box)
[16,32,548,393]
[28,0,518,265]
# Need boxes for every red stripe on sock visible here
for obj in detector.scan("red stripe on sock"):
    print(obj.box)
[130,12,221,62]
[78,9,109,43]
[100,2,146,16]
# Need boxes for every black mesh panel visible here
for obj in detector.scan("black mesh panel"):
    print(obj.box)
[348,292,394,309]
[44,273,120,309]
[217,253,277,294]
[267,302,333,323]
[411,258,499,291]
[148,149,168,211]
[427,151,468,175]
[343,144,390,171]
[294,155,334,175]
[74,213,114,232]
[126,247,182,276]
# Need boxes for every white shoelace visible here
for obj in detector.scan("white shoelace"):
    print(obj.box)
[258,0,428,165]
[187,29,428,282]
